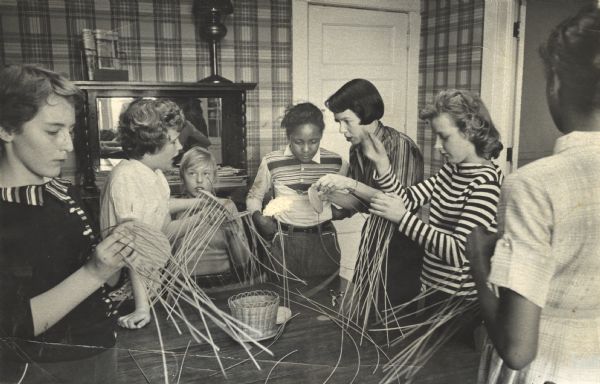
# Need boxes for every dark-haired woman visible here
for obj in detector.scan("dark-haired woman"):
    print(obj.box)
[467,5,600,383]
[323,78,424,305]
[0,64,136,383]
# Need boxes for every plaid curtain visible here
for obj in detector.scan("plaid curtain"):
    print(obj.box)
[0,0,292,177]
[64,0,96,79]
[418,0,485,178]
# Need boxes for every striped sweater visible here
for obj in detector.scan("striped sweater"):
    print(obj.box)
[246,147,347,226]
[375,162,503,298]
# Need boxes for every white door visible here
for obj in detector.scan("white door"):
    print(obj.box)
[293,1,421,282]
[308,5,416,161]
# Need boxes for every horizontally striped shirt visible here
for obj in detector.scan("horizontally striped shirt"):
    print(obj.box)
[247,146,348,226]
[375,162,503,298]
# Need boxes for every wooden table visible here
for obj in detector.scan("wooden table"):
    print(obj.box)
[115,281,479,384]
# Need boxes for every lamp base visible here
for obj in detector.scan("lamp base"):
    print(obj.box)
[198,74,233,84]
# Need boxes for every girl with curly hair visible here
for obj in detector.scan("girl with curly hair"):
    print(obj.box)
[100,98,196,329]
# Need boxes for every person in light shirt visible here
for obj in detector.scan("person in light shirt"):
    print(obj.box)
[100,98,198,329]
[467,4,600,383]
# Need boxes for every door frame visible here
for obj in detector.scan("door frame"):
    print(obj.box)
[480,0,526,173]
[292,0,421,140]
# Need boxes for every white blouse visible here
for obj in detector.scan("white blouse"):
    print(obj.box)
[100,159,171,234]
[482,131,600,384]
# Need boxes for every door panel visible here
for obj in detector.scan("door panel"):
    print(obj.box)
[309,6,409,164]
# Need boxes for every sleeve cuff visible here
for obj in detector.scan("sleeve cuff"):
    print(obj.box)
[488,235,554,308]
[373,164,393,182]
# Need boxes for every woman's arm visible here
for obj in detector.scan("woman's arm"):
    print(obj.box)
[467,228,542,369]
[467,174,553,369]
[362,132,433,210]
[313,174,378,202]
[29,226,136,336]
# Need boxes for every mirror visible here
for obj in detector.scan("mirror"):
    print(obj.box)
[96,97,223,172]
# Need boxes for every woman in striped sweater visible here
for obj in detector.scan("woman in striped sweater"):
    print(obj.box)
[316,90,503,346]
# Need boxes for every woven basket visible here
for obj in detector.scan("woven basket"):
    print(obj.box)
[228,290,279,339]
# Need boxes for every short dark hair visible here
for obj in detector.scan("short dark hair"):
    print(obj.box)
[540,5,600,112]
[0,64,82,137]
[325,79,384,124]
[420,89,503,160]
[281,102,325,137]
[118,98,185,159]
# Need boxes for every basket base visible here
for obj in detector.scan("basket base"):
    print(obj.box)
[238,326,279,342]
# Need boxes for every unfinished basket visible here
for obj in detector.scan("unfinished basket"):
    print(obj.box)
[228,290,280,340]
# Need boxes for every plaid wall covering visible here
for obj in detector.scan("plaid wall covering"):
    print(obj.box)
[418,0,484,178]
[0,0,292,177]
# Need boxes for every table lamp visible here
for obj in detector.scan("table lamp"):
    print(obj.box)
[193,0,234,83]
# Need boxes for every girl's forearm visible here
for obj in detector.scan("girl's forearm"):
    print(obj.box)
[129,269,150,310]
[168,197,196,214]
[30,266,105,336]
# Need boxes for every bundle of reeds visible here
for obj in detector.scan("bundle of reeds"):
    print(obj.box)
[110,194,278,382]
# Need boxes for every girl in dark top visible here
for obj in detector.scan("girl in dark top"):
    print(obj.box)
[0,64,137,383]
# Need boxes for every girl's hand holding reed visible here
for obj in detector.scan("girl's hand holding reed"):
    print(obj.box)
[84,223,137,282]
[369,192,407,224]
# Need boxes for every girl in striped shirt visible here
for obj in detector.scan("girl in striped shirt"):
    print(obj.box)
[368,90,504,302]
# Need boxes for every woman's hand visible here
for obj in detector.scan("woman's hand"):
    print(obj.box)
[466,227,499,280]
[362,132,391,174]
[314,174,356,194]
[118,307,151,329]
[369,192,407,224]
[85,222,138,282]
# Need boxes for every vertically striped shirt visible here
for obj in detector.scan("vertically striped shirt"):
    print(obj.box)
[350,122,423,187]
[375,162,503,298]
[246,146,348,226]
